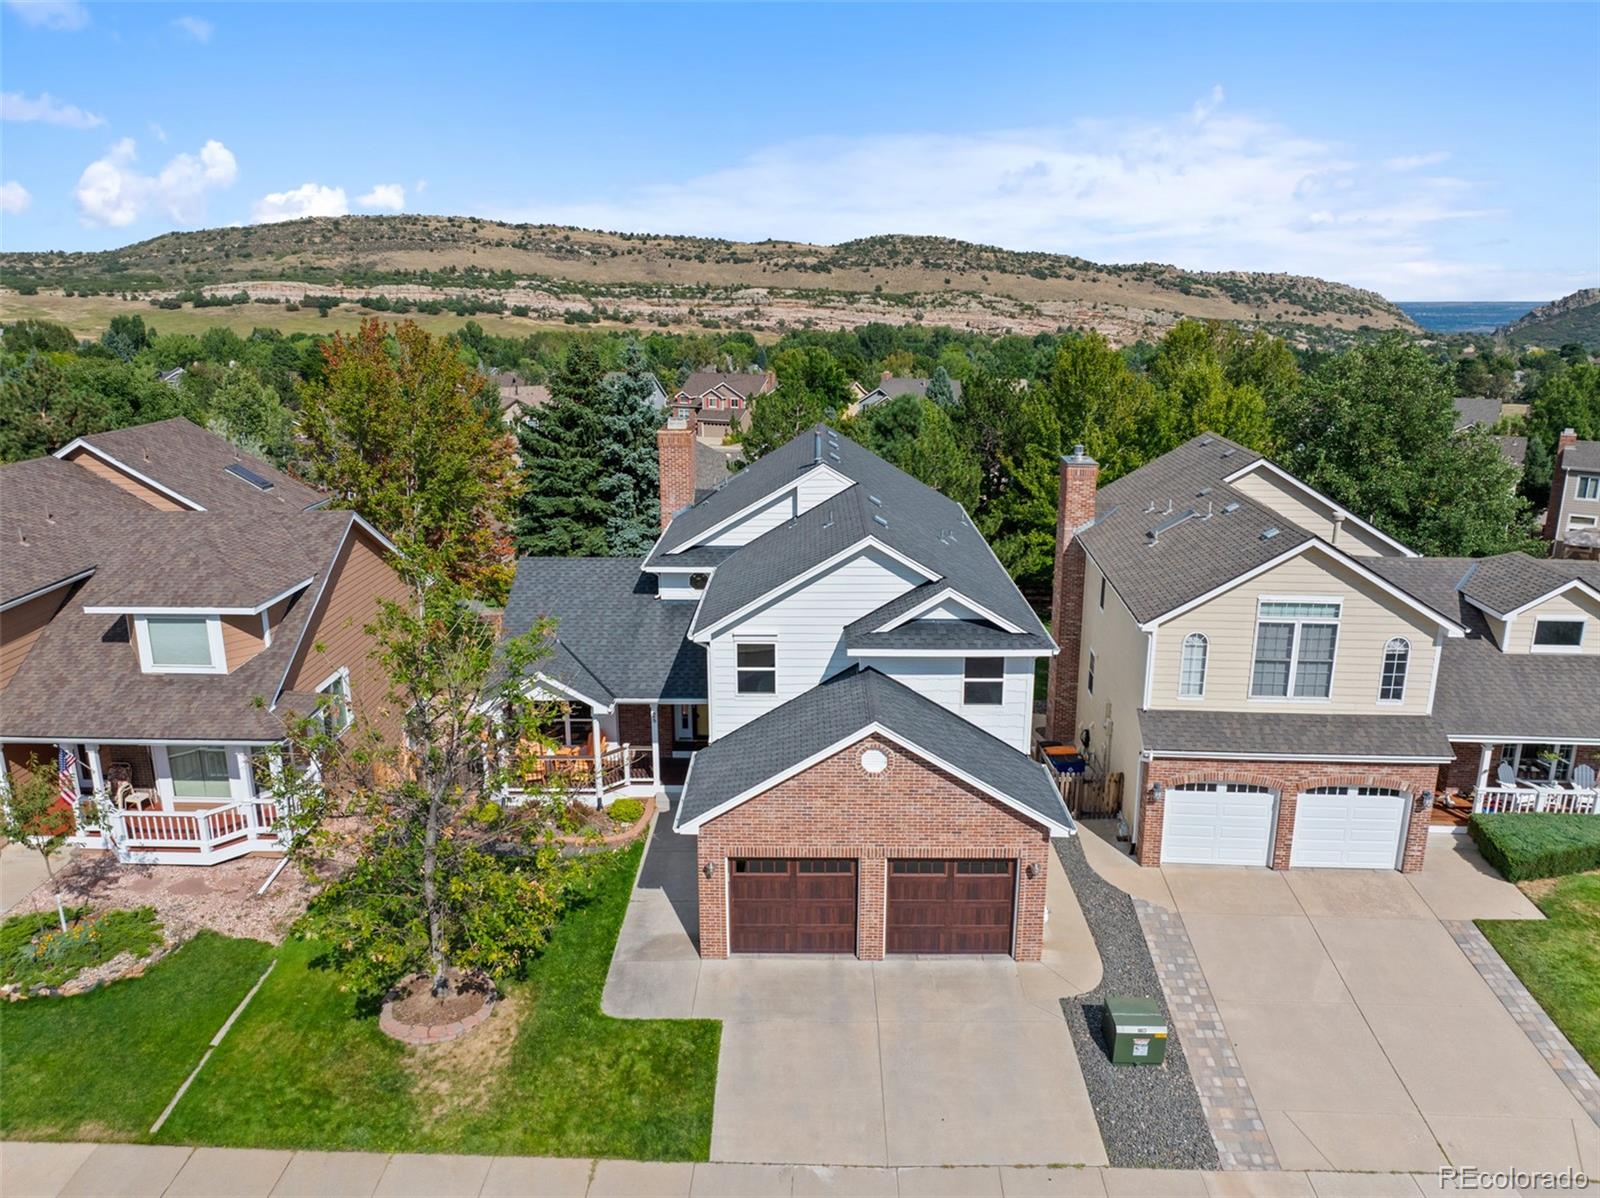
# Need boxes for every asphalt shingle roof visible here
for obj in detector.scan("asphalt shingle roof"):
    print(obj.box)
[1452,553,1600,617]
[1137,708,1455,762]
[842,583,1054,653]
[500,557,707,702]
[1,456,151,603]
[673,667,1073,832]
[1562,440,1600,472]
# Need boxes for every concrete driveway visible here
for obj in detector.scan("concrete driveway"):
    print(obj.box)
[604,818,1109,1168]
[1159,838,1598,1176]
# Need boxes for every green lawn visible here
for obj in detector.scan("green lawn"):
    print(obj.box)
[1479,873,1600,1072]
[0,933,275,1141]
[159,840,721,1159]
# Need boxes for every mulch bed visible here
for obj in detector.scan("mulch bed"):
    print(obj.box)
[381,968,497,1045]
[1054,832,1220,1170]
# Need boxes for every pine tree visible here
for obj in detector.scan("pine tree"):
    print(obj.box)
[515,345,610,556]
[597,342,663,556]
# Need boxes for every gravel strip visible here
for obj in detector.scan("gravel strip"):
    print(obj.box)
[1054,832,1220,1170]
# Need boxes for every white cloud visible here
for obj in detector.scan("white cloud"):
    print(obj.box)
[0,180,32,213]
[5,1,88,30]
[502,92,1529,298]
[1,90,105,129]
[357,182,405,212]
[251,182,348,224]
[171,15,212,42]
[75,137,238,227]
[1385,151,1449,171]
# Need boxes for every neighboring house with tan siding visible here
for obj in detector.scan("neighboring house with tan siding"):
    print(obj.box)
[1046,433,1600,875]
[1545,428,1600,558]
[0,418,406,866]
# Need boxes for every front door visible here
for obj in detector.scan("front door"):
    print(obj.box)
[674,704,709,745]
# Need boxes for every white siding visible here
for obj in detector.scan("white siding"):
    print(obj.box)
[856,655,1035,752]
[1228,468,1399,558]
[707,546,925,736]
[656,573,704,601]
[701,489,798,547]
[1148,549,1444,715]
[912,596,994,622]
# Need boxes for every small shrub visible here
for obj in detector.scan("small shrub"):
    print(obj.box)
[0,907,163,989]
[608,798,645,826]
[1470,813,1600,881]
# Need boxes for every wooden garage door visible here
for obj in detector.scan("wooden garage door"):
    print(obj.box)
[728,859,857,954]
[886,859,1015,955]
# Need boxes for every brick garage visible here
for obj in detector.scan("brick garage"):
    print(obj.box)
[692,734,1054,961]
[1137,757,1442,873]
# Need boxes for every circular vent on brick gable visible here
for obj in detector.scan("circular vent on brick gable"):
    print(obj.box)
[860,748,888,774]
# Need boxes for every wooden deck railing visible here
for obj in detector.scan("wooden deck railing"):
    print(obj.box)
[1473,785,1599,815]
[75,796,287,864]
[512,744,652,798]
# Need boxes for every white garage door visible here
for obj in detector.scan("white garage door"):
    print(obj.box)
[1160,785,1276,866]
[1289,787,1407,869]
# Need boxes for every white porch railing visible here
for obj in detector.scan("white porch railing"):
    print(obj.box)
[1473,786,1600,815]
[505,743,653,804]
[73,795,288,865]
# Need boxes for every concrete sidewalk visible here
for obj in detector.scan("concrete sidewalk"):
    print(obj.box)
[2,1141,1455,1197]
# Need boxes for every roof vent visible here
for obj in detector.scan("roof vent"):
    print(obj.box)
[1199,436,1214,446]
[1260,527,1280,541]
[867,494,882,506]
[812,430,823,464]
[821,510,835,530]
[1197,487,1211,496]
[828,451,841,462]
[1220,448,1237,458]
[1145,507,1201,545]
[1222,501,1241,514]
[224,463,275,491]
[872,514,889,528]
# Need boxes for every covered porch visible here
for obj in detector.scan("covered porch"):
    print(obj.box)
[1,739,287,865]
[499,696,706,806]
[1434,740,1600,827]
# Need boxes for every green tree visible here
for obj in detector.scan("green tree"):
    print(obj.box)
[207,370,295,465]
[299,318,519,598]
[849,394,979,510]
[597,342,664,556]
[0,757,74,932]
[0,354,117,461]
[924,365,956,407]
[1149,320,1271,451]
[516,344,611,556]
[100,314,152,362]
[741,347,852,459]
[1272,336,1537,556]
[1,319,77,355]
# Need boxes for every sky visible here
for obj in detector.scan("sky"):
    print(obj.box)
[1,1,1597,301]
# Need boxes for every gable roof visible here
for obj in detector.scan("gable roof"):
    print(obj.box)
[1452,553,1600,618]
[677,371,771,401]
[58,418,325,514]
[1452,397,1502,430]
[672,667,1073,834]
[1563,439,1600,472]
[858,376,962,409]
[0,456,152,605]
[842,582,1053,654]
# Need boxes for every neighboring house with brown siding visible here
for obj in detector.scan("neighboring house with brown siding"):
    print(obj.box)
[1045,434,1600,876]
[0,418,406,866]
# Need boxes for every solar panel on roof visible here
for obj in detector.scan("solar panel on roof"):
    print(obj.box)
[224,462,275,491]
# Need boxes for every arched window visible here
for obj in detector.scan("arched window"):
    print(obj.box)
[1179,633,1208,698]
[1379,638,1409,702]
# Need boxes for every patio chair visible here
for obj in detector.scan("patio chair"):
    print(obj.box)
[1574,763,1597,790]
[1495,761,1522,788]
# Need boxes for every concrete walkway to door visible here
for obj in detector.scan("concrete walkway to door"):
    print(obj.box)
[603,818,1110,1168]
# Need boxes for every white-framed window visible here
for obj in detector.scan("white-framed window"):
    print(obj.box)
[962,657,1004,705]
[735,642,776,694]
[1250,599,1340,699]
[168,745,233,799]
[1532,617,1586,652]
[1378,637,1410,703]
[1502,742,1578,783]
[1178,633,1208,698]
[1567,514,1598,532]
[1086,649,1097,695]
[135,615,226,674]
[315,667,354,736]
[1576,474,1600,500]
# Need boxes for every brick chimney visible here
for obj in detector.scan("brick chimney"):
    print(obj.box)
[1543,427,1579,542]
[657,412,698,531]
[1045,446,1099,747]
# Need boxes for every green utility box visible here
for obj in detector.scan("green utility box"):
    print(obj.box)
[1104,997,1168,1066]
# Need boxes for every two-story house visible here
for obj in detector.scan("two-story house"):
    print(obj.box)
[1047,434,1599,874]
[0,418,408,866]
[1545,427,1600,558]
[670,370,776,443]
[498,420,1073,961]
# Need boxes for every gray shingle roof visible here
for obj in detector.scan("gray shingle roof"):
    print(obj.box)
[1454,553,1600,617]
[1497,435,1528,466]
[858,377,963,410]
[678,371,771,400]
[1452,397,1502,430]
[1138,708,1455,762]
[693,440,738,498]
[70,418,325,514]
[500,557,707,702]
[842,584,1053,653]
[673,667,1073,833]
[1563,440,1600,472]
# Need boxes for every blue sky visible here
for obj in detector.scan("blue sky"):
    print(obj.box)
[2,1,1596,300]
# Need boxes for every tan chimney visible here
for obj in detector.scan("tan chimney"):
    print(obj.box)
[657,411,698,531]
[1045,446,1099,747]
[1544,427,1580,543]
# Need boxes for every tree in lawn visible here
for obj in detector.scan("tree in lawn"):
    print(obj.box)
[0,758,75,932]
[515,344,611,556]
[278,547,577,999]
[740,347,851,459]
[595,342,663,556]
[1272,335,1538,557]
[298,318,519,600]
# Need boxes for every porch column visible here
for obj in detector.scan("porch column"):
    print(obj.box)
[1475,743,1493,791]
[592,719,604,808]
[232,746,257,834]
[650,704,662,789]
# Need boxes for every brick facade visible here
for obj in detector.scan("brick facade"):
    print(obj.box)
[693,734,1053,961]
[1543,428,1579,543]
[1046,451,1098,746]
[657,416,699,531]
[1437,741,1599,797]
[1137,757,1442,873]
[616,702,652,750]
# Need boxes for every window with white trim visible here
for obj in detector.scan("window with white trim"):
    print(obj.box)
[137,615,223,674]
[1086,649,1097,695]
[735,642,776,694]
[1251,600,1340,699]
[962,657,1004,705]
[1576,474,1600,500]
[1178,633,1207,698]
[1378,637,1409,702]
[1532,617,1585,651]
[168,745,232,799]
[317,668,353,736]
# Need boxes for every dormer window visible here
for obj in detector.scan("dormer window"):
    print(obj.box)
[136,615,225,674]
[1532,617,1586,653]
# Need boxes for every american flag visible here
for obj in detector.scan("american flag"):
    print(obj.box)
[57,744,78,806]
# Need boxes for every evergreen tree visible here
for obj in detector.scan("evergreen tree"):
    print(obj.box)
[597,342,663,556]
[924,365,956,407]
[515,344,610,556]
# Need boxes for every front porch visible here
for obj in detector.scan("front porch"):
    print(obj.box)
[1,740,288,866]
[1434,740,1600,827]
[499,698,704,807]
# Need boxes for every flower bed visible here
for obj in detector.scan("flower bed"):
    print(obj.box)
[1,907,171,997]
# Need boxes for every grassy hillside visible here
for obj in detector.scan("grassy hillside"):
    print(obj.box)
[0,215,1416,347]
[1503,288,1600,349]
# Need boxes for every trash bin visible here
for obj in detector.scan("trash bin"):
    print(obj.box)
[1104,997,1168,1066]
